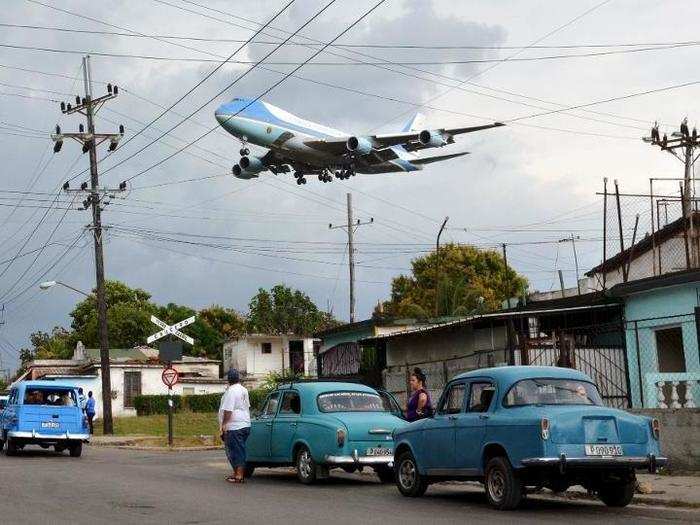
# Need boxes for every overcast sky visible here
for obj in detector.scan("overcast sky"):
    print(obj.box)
[1,0,698,372]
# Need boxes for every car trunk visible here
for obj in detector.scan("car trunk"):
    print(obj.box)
[330,412,402,442]
[539,406,647,445]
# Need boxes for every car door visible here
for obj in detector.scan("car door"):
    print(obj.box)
[247,391,281,460]
[271,390,301,461]
[454,381,495,472]
[421,381,467,473]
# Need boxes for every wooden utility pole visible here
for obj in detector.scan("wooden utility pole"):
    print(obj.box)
[614,179,628,282]
[51,56,126,434]
[434,217,449,317]
[329,193,372,323]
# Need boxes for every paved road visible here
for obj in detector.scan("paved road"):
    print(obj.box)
[0,447,696,525]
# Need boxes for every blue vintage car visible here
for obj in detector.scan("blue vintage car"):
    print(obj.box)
[393,366,666,510]
[0,381,90,457]
[246,381,406,483]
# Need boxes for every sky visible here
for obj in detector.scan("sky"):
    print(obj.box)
[1,0,698,373]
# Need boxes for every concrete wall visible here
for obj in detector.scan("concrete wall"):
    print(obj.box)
[623,283,700,407]
[629,408,700,470]
[223,336,317,383]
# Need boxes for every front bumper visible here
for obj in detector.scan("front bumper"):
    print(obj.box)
[325,449,394,467]
[522,454,667,472]
[8,430,91,442]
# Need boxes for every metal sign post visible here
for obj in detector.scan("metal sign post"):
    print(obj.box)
[148,315,194,448]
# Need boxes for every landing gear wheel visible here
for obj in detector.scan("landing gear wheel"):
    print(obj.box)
[485,456,523,510]
[5,436,18,456]
[375,465,395,484]
[296,178,303,185]
[301,177,307,185]
[239,147,250,156]
[296,446,317,484]
[395,451,428,497]
[598,477,635,507]
[69,442,82,458]
[318,174,324,181]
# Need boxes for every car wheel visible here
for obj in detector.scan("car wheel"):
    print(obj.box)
[485,456,523,510]
[395,451,428,497]
[69,442,83,458]
[5,436,18,457]
[244,463,256,479]
[598,478,635,507]
[295,446,317,484]
[375,465,395,484]
[54,444,66,454]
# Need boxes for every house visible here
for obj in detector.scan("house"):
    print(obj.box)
[18,342,227,417]
[222,334,319,386]
[609,269,700,409]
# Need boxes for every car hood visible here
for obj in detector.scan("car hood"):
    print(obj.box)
[530,405,649,445]
[328,412,407,441]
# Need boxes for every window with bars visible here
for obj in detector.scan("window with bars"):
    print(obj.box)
[123,371,142,408]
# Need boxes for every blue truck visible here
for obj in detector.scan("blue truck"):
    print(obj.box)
[0,380,90,457]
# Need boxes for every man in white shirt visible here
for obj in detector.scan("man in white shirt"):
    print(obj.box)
[218,368,251,484]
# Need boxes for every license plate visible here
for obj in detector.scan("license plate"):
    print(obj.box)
[366,447,393,456]
[41,421,59,429]
[585,444,622,456]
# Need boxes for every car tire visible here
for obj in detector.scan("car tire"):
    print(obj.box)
[375,465,395,484]
[54,444,66,454]
[598,478,635,507]
[395,451,428,497]
[69,442,82,458]
[5,436,18,457]
[485,456,523,510]
[295,446,317,485]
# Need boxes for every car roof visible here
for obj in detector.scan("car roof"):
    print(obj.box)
[452,366,592,385]
[275,381,379,395]
[16,380,80,390]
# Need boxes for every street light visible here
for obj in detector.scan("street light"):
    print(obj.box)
[39,280,91,297]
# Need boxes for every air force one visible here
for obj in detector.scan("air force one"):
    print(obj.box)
[214,97,504,185]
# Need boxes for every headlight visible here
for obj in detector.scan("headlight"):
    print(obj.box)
[540,418,550,440]
[651,418,660,440]
[337,428,346,447]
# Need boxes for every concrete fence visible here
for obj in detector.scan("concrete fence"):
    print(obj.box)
[629,408,700,471]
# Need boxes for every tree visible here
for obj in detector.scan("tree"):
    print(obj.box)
[247,284,338,336]
[378,243,528,318]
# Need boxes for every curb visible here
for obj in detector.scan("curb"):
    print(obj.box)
[91,444,222,451]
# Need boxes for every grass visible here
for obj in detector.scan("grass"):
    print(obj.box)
[95,411,220,440]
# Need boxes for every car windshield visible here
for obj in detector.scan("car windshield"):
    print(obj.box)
[504,378,603,407]
[317,391,388,413]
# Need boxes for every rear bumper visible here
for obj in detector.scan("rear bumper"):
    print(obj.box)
[8,430,90,442]
[522,454,667,472]
[325,449,394,467]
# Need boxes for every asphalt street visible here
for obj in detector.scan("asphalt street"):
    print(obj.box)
[0,447,697,525]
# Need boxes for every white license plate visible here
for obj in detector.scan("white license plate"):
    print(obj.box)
[41,421,60,429]
[585,444,622,456]
[366,447,393,457]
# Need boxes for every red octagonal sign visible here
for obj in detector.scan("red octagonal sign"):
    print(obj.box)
[162,366,179,388]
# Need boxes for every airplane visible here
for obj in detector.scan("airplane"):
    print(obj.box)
[214,97,504,185]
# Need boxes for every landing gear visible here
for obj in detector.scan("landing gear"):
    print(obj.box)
[318,171,333,183]
[294,171,307,185]
[334,168,355,180]
[239,147,250,156]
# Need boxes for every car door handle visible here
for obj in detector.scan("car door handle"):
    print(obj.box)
[479,415,489,420]
[448,415,458,421]
[265,422,272,427]
[290,423,297,427]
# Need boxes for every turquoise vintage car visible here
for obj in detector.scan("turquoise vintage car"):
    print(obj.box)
[246,381,406,484]
[393,366,666,510]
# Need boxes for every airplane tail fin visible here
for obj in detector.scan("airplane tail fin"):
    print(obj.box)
[401,112,426,132]
[411,151,470,165]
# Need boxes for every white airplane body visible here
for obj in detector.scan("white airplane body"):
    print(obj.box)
[214,97,503,185]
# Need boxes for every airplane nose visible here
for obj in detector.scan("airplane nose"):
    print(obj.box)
[215,105,229,124]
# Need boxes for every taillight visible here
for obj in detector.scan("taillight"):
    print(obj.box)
[337,428,346,447]
[540,418,550,440]
[651,418,660,440]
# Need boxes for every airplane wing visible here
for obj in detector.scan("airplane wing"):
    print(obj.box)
[410,151,470,165]
[304,122,503,154]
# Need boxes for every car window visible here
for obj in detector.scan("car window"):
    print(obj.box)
[438,383,466,415]
[23,388,77,406]
[261,392,281,417]
[377,391,401,415]
[279,391,301,415]
[469,382,495,413]
[504,378,603,407]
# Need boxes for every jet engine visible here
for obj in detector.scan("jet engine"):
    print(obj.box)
[418,129,447,147]
[232,164,258,179]
[346,136,373,156]
[239,155,265,173]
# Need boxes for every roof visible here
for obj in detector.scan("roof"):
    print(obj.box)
[314,319,378,338]
[83,347,220,364]
[15,380,82,390]
[586,212,698,276]
[275,381,378,395]
[453,365,590,384]
[608,268,700,297]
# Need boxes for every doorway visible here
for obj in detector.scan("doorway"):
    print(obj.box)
[289,340,305,375]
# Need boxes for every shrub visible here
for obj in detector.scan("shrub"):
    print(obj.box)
[187,393,222,413]
[134,394,183,416]
[134,387,271,416]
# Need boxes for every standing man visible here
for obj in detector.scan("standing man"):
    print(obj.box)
[218,369,251,484]
[85,391,96,435]
[78,388,87,413]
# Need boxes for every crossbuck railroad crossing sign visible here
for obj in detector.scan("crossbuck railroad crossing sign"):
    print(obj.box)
[147,315,195,346]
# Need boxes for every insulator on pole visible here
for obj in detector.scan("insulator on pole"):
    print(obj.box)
[81,182,88,191]
[119,124,124,135]
[75,96,81,106]
[60,102,66,112]
[79,123,84,133]
[62,181,70,191]
[107,83,113,94]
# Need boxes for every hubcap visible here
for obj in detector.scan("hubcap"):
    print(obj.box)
[298,450,313,479]
[487,469,505,502]
[398,459,416,490]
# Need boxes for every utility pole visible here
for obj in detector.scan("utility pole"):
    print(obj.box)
[614,179,628,282]
[51,56,126,435]
[434,217,449,317]
[501,243,512,308]
[558,234,581,295]
[329,193,372,323]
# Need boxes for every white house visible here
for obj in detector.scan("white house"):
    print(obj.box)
[19,342,227,417]
[222,334,319,386]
